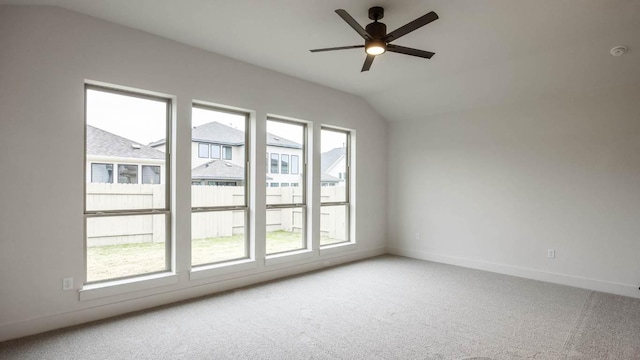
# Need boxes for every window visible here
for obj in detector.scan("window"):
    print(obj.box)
[191,105,249,266]
[222,146,232,160]
[91,163,113,183]
[291,155,299,175]
[320,127,350,246]
[281,183,289,187]
[291,183,299,187]
[118,164,138,184]
[85,85,171,283]
[210,145,221,159]
[281,154,289,174]
[266,118,306,255]
[270,153,279,174]
[142,165,161,184]
[198,143,209,158]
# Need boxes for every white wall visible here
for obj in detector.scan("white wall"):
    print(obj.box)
[0,6,387,341]
[388,82,640,298]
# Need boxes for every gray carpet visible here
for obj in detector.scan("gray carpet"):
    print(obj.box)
[1,255,639,359]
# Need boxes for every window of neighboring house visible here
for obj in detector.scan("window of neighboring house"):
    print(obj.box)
[222,146,232,160]
[266,118,306,255]
[118,164,138,184]
[191,105,249,267]
[270,153,279,174]
[198,143,209,158]
[91,163,113,183]
[142,165,161,184]
[320,127,351,246]
[281,154,289,174]
[210,145,221,159]
[291,155,299,175]
[205,181,236,186]
[281,183,289,187]
[291,183,299,187]
[85,85,171,284]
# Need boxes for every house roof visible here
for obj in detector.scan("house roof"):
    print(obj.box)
[191,159,245,180]
[150,121,302,149]
[192,122,245,145]
[321,147,346,174]
[266,132,302,149]
[321,173,341,183]
[87,125,165,160]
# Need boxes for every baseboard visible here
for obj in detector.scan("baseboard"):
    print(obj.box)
[0,247,385,343]
[387,247,640,299]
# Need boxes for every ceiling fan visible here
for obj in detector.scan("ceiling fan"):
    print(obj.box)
[310,7,438,72]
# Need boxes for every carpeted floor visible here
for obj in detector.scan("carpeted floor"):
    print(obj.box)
[1,255,639,359]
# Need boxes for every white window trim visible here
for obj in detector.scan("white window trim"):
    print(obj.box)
[80,272,178,301]
[190,104,250,272]
[84,83,172,287]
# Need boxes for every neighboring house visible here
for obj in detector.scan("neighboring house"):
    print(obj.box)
[88,123,345,188]
[86,125,165,184]
[265,132,303,188]
[320,147,347,186]
[191,159,245,186]
[151,121,304,187]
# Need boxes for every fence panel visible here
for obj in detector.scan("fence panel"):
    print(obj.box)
[87,184,346,246]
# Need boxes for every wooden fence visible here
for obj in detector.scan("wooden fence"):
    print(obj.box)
[86,184,347,247]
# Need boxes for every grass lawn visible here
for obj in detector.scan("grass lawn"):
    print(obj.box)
[87,230,314,282]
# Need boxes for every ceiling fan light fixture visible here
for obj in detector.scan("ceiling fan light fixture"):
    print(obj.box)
[365,40,386,55]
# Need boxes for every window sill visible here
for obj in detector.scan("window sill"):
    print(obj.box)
[265,248,316,266]
[79,272,179,301]
[320,241,357,255]
[189,258,258,281]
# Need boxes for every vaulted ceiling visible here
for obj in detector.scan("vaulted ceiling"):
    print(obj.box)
[3,0,640,121]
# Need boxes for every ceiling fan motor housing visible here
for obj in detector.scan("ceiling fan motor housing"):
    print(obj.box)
[366,22,387,38]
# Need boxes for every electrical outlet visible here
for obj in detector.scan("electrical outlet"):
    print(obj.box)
[547,249,555,259]
[415,233,421,240]
[62,277,74,290]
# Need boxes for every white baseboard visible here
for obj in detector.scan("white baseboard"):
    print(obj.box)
[0,247,385,342]
[387,247,640,299]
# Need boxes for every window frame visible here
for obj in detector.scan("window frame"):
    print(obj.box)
[270,153,279,174]
[210,144,221,159]
[281,154,289,174]
[142,165,161,184]
[320,126,351,246]
[266,117,307,256]
[91,162,114,183]
[117,164,139,184]
[222,145,232,160]
[84,84,172,284]
[191,103,250,267]
[198,143,209,158]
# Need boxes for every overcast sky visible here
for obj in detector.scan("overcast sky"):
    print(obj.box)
[87,89,346,152]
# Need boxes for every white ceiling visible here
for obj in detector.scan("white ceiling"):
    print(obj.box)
[3,0,640,121]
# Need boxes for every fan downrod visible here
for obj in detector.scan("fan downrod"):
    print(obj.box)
[368,6,384,21]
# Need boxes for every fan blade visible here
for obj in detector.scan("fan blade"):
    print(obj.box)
[387,44,435,59]
[384,11,438,42]
[310,45,364,53]
[335,9,371,40]
[361,54,375,72]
